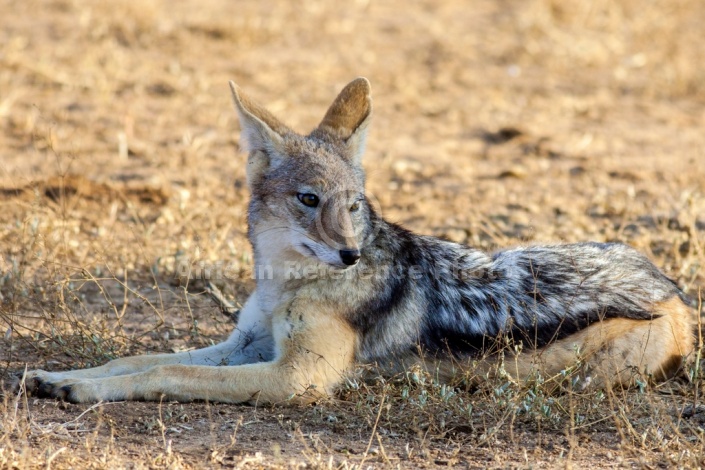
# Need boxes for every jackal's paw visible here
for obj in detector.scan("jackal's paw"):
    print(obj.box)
[41,380,101,403]
[6,370,58,396]
[11,371,99,403]
[16,371,75,402]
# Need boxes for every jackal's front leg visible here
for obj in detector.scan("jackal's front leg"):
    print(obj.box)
[14,293,274,397]
[18,336,266,400]
[45,362,314,404]
[30,299,357,405]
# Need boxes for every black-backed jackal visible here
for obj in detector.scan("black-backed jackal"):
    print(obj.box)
[14,78,696,404]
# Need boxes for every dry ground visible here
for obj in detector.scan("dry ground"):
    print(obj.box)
[1,0,704,468]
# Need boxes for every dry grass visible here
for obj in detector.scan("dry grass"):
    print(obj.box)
[1,0,704,467]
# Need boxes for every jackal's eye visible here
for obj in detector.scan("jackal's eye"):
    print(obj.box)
[349,200,361,212]
[297,193,319,208]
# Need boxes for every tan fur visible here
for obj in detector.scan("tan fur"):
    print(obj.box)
[23,296,356,404]
[310,78,372,163]
[314,78,371,140]
[431,297,695,388]
[23,295,693,402]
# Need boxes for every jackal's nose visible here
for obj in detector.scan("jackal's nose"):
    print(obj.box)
[339,249,361,266]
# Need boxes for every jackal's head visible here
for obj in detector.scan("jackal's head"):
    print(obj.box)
[230,78,375,269]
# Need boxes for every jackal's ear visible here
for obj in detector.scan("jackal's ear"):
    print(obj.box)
[229,81,291,156]
[230,82,293,186]
[313,77,372,164]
